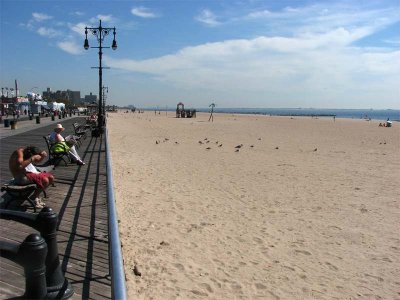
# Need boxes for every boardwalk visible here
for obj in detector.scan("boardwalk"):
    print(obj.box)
[0,117,111,299]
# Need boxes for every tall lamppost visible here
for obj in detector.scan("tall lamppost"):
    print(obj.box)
[84,19,117,132]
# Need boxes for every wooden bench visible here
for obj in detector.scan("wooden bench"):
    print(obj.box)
[1,182,46,212]
[43,135,70,170]
[72,122,88,140]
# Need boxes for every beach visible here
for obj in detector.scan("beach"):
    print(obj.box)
[108,112,400,299]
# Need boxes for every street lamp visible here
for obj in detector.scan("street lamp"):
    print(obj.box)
[83,19,117,133]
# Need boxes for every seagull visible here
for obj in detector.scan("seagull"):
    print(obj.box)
[235,144,243,149]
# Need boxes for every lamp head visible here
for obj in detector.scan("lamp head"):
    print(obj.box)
[84,38,89,50]
[84,28,89,50]
[112,39,117,50]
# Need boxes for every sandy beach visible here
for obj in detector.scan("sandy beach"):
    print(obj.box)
[108,112,400,299]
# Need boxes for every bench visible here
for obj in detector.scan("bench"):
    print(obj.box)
[1,182,46,212]
[72,122,88,140]
[43,135,70,169]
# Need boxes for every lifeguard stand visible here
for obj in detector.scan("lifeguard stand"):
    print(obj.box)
[176,102,185,118]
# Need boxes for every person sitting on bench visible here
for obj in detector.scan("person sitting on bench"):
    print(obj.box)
[9,146,54,209]
[50,123,85,166]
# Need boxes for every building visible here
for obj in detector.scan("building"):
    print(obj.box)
[42,88,81,104]
[84,92,97,103]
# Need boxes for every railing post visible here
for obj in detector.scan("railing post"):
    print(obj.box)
[37,207,74,299]
[0,208,74,299]
[19,233,48,299]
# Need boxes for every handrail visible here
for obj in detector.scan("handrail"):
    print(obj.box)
[105,127,127,299]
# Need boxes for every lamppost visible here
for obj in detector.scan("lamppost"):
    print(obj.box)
[84,19,117,132]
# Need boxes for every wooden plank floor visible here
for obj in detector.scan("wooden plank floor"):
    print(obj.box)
[0,117,111,299]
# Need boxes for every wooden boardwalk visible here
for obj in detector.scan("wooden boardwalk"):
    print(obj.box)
[0,117,112,299]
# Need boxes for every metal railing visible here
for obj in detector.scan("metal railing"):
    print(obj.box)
[105,127,127,299]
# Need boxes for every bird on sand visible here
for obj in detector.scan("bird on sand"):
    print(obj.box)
[250,145,254,148]
[235,149,240,152]
[198,141,203,144]
[235,144,243,149]
[218,144,223,147]
[206,147,211,150]
[313,148,318,152]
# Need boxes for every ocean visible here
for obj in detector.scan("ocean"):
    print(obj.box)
[193,108,400,121]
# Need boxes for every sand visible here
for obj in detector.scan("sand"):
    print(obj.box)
[108,112,400,299]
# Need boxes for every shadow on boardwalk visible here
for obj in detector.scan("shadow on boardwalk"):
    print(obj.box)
[0,117,111,299]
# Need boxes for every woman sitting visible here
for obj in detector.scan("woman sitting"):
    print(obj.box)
[50,124,85,165]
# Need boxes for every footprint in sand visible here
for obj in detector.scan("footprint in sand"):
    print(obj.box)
[255,283,267,290]
[191,290,208,296]
[173,263,185,271]
[199,283,214,293]
[295,249,312,256]
[325,261,338,271]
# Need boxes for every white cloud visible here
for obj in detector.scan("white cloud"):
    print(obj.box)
[57,40,82,55]
[89,14,116,24]
[104,25,399,105]
[195,9,220,27]
[73,11,85,16]
[69,22,87,37]
[244,4,400,37]
[37,27,61,38]
[32,12,53,22]
[131,7,157,18]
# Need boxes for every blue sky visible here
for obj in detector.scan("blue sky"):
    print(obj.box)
[1,0,399,109]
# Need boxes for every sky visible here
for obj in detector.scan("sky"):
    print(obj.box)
[0,0,399,109]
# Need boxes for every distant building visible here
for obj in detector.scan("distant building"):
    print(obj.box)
[84,92,97,103]
[42,87,81,104]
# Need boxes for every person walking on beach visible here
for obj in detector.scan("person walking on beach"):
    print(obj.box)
[9,145,54,208]
[209,103,215,122]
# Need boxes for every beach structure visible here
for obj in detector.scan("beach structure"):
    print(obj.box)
[176,102,196,118]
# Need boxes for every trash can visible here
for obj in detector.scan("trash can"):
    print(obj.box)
[4,119,10,127]
[51,115,55,121]
[10,120,17,130]
[36,116,41,124]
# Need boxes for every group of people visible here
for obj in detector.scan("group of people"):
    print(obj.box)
[8,123,85,209]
